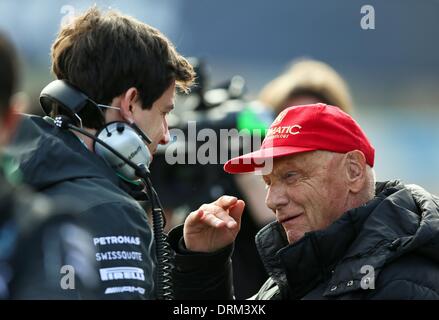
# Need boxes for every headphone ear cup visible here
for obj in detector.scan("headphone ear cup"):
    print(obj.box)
[94,122,152,180]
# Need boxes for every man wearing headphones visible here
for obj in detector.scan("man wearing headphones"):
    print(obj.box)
[0,32,98,299]
[8,7,194,299]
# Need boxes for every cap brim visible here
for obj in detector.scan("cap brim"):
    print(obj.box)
[223,146,317,174]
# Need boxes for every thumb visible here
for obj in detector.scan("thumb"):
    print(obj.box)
[214,195,238,210]
[229,200,245,227]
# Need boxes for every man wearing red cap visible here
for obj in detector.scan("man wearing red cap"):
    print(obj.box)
[169,103,439,299]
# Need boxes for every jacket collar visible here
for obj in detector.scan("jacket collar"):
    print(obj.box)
[255,180,433,298]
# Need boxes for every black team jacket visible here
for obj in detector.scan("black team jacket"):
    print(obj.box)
[7,115,156,299]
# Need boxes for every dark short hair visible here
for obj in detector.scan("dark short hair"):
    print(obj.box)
[0,32,18,115]
[51,7,195,128]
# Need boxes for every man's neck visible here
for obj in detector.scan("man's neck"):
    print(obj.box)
[345,191,374,213]
[73,128,97,151]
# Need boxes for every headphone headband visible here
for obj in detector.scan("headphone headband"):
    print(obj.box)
[40,80,93,117]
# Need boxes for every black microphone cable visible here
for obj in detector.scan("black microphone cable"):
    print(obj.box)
[141,170,174,300]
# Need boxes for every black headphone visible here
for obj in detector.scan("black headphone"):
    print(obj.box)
[40,80,152,181]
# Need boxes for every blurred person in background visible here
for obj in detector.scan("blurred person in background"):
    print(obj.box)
[6,7,195,299]
[259,58,353,115]
[0,32,97,299]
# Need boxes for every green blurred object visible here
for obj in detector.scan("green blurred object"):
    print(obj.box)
[236,104,273,136]
[1,154,22,186]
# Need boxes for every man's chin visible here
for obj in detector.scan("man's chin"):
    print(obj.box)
[285,229,305,244]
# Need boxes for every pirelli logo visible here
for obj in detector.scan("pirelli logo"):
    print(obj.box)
[99,267,145,281]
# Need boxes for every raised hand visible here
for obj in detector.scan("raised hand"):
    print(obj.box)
[183,196,245,253]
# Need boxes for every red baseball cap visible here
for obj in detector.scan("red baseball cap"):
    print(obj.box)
[224,103,375,174]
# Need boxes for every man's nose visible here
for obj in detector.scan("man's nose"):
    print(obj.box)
[265,183,289,212]
[159,121,170,145]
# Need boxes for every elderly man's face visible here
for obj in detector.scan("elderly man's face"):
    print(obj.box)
[263,151,350,244]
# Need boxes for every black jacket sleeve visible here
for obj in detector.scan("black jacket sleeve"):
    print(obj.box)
[9,204,99,299]
[168,225,234,300]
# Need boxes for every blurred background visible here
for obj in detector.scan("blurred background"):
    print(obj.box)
[1,0,439,298]
[1,0,438,192]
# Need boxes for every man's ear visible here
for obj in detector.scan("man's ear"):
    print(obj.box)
[344,150,367,193]
[118,87,139,122]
